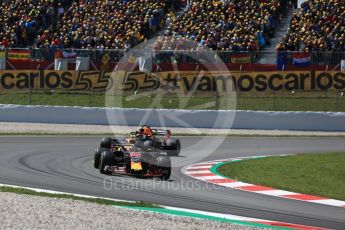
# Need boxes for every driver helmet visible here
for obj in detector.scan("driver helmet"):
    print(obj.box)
[128,139,136,144]
[143,126,153,136]
[127,134,136,144]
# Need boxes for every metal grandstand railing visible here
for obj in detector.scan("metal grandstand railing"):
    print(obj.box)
[1,48,345,65]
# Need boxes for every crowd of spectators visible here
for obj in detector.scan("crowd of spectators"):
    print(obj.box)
[151,36,210,63]
[58,0,179,49]
[0,0,179,50]
[277,0,345,52]
[166,0,289,51]
[0,0,72,48]
[3,0,344,56]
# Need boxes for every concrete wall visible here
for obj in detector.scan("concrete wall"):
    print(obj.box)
[1,104,345,131]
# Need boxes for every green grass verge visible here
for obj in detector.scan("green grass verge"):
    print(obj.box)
[217,153,345,201]
[0,186,158,208]
[1,91,345,112]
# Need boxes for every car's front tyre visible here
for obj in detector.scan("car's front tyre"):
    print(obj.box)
[100,137,112,149]
[99,150,114,174]
[156,156,171,180]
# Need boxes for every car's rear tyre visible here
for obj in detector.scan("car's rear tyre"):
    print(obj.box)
[166,139,181,156]
[99,150,114,174]
[94,147,107,169]
[100,137,112,149]
[156,156,171,180]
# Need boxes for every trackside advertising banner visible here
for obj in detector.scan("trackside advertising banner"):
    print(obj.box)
[0,70,345,94]
[0,71,113,91]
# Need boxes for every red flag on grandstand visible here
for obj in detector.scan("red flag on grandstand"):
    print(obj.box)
[54,50,63,58]
[62,51,77,59]
[292,52,311,66]
[231,53,250,63]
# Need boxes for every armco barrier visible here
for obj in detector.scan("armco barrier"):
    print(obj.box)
[1,104,345,131]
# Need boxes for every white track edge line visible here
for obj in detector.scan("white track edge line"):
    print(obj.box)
[0,183,292,228]
[0,183,135,203]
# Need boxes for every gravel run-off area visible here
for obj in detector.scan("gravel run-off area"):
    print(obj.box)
[0,192,262,230]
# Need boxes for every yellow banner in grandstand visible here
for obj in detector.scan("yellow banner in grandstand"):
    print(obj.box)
[0,70,345,94]
[0,52,5,59]
[128,55,137,64]
[231,54,250,63]
[7,50,31,61]
[102,53,110,65]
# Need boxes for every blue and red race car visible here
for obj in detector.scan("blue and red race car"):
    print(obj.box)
[93,126,181,180]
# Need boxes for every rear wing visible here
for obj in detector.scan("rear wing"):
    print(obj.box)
[151,129,171,136]
[129,129,171,136]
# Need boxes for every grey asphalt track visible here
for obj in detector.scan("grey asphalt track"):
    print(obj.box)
[0,136,344,229]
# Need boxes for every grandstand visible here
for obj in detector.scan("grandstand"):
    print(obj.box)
[0,0,288,51]
[0,0,344,67]
[0,0,179,49]
[167,0,287,51]
[279,0,345,52]
[0,0,344,113]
